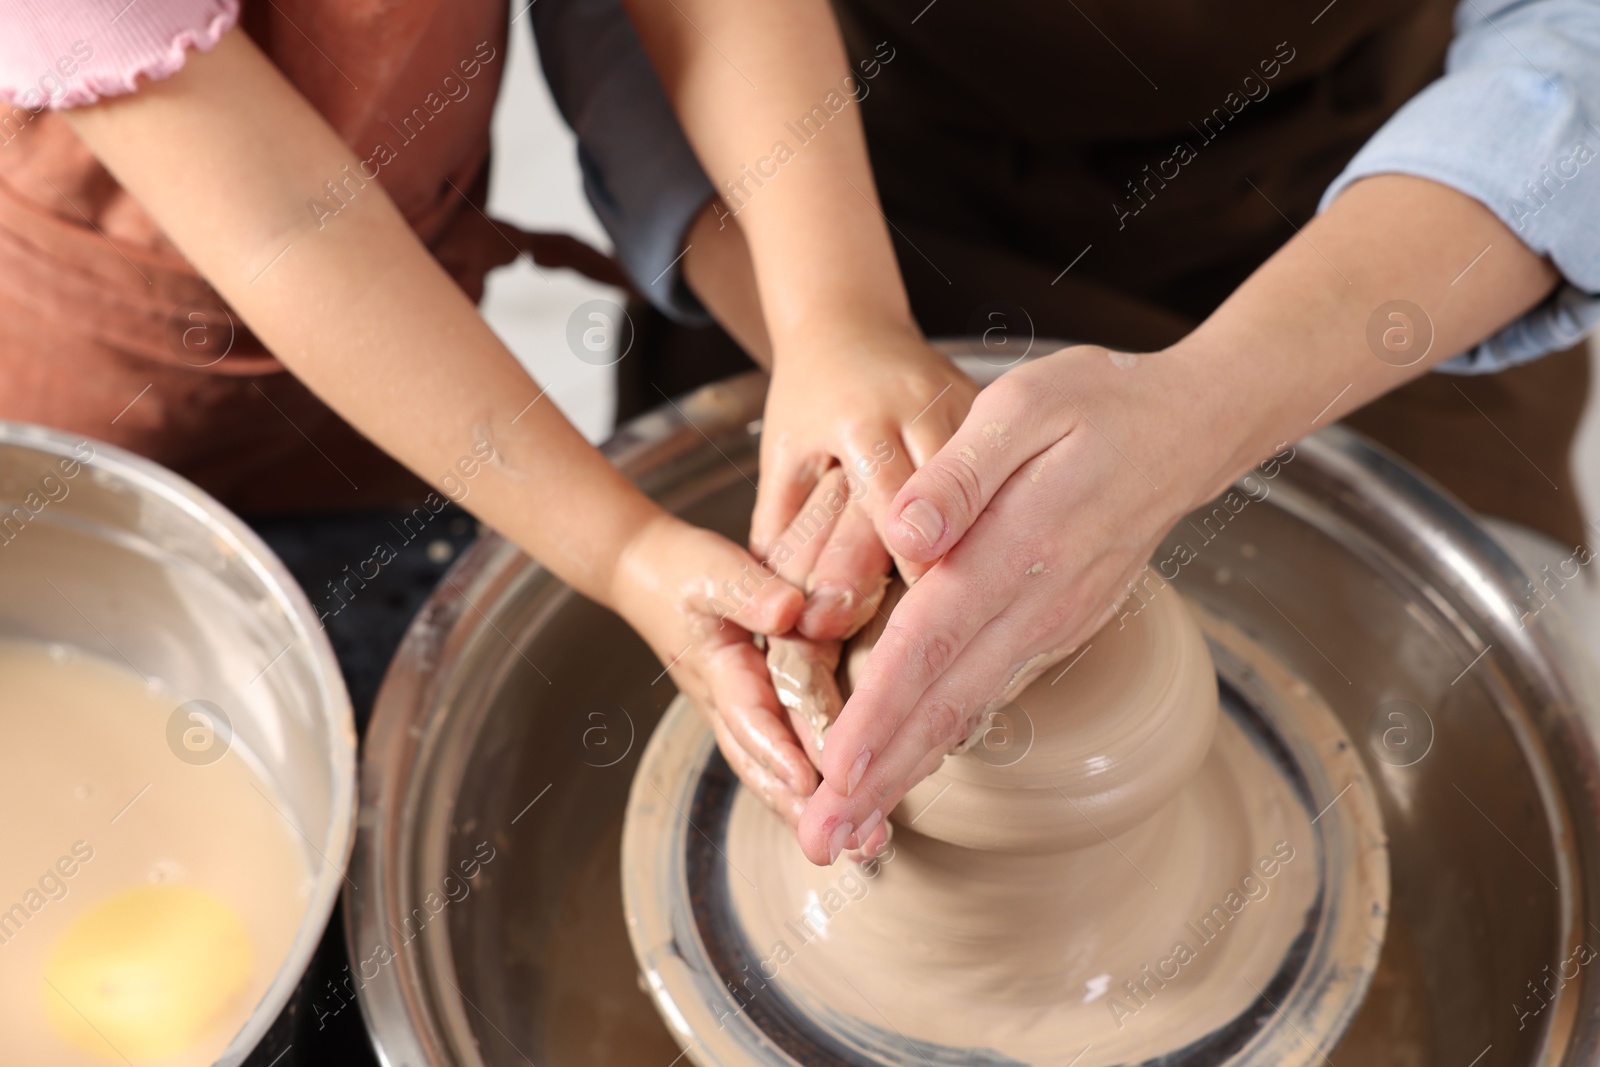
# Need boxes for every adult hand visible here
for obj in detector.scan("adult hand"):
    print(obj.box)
[753,323,977,636]
[610,513,813,827]
[794,344,1251,864]
[788,173,1569,865]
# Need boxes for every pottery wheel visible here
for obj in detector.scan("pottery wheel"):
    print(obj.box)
[622,588,1389,1067]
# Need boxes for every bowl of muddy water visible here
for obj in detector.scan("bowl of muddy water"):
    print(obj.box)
[349,353,1600,1067]
[0,421,356,1066]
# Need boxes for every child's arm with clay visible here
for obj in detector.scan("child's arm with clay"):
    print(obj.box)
[62,27,822,822]
[622,0,977,598]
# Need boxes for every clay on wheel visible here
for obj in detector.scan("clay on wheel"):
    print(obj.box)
[734,589,1320,1065]
[770,578,1220,852]
[877,583,1219,851]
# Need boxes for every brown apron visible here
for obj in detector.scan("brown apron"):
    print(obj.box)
[0,0,622,514]
[624,0,1589,548]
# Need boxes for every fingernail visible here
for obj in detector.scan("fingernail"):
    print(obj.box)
[900,499,945,549]
[856,808,884,845]
[846,749,871,796]
[820,584,854,613]
[828,820,854,864]
[803,585,851,626]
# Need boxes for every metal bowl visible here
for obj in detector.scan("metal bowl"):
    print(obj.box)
[349,363,1600,1067]
[0,421,357,1066]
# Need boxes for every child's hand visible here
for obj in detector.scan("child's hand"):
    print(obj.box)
[760,471,897,859]
[754,323,976,625]
[758,466,894,642]
[610,512,816,825]
[793,344,1230,864]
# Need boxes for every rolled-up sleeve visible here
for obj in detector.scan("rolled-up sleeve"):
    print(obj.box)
[531,0,715,323]
[1319,0,1600,373]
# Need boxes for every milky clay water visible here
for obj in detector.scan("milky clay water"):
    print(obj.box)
[0,641,314,1065]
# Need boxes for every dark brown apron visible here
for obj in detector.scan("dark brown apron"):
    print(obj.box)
[624,0,1589,548]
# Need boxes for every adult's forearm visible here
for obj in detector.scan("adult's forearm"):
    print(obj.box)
[622,0,913,348]
[1175,173,1562,490]
[65,29,656,606]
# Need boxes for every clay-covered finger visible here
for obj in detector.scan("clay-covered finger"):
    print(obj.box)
[719,686,821,797]
[707,713,808,830]
[705,633,817,795]
[766,634,843,769]
[798,495,892,641]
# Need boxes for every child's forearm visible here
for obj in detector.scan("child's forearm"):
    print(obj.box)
[64,28,657,607]
[623,0,914,352]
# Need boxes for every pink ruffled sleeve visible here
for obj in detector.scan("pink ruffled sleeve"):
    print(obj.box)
[0,0,238,108]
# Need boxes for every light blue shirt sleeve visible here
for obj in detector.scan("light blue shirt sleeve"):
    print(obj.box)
[1319,0,1600,374]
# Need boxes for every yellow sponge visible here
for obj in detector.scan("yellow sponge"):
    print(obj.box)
[45,884,252,1061]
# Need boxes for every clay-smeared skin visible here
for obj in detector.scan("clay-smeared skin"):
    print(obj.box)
[765,573,894,758]
[766,635,843,762]
[729,594,1319,1064]
[809,571,891,646]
